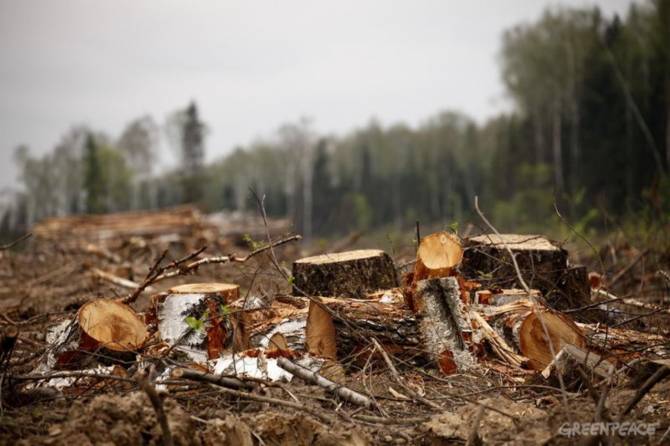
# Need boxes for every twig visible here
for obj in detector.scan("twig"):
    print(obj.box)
[91,268,156,293]
[136,370,173,446]
[276,357,373,408]
[0,233,32,250]
[151,236,300,284]
[205,378,335,424]
[172,368,254,390]
[415,221,421,251]
[466,405,485,446]
[620,365,670,419]
[122,235,300,305]
[371,338,441,411]
[609,249,649,287]
[10,370,135,383]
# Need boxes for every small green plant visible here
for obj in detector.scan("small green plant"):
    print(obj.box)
[242,233,263,251]
[184,310,209,332]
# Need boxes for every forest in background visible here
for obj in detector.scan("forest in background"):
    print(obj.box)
[4,0,670,243]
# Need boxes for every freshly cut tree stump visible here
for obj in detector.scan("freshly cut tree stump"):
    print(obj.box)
[413,232,463,283]
[415,277,476,374]
[154,283,244,361]
[462,234,569,296]
[476,299,585,370]
[79,300,149,351]
[169,283,240,301]
[292,249,398,297]
[305,292,427,367]
[54,299,149,367]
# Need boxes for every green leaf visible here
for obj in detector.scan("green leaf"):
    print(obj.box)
[184,315,204,332]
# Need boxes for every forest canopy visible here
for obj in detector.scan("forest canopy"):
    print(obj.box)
[5,0,670,240]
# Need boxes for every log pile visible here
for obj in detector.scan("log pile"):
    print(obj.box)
[33,205,211,242]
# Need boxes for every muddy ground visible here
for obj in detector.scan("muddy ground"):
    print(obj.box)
[0,227,669,445]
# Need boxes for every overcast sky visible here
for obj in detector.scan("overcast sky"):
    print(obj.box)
[0,0,633,188]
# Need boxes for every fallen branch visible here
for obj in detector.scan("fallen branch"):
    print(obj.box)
[609,249,649,287]
[91,268,156,293]
[123,234,300,305]
[371,338,441,411]
[150,235,301,284]
[172,368,254,390]
[0,233,32,251]
[620,365,670,419]
[276,357,373,408]
[136,370,173,446]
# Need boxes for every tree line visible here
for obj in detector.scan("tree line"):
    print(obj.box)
[4,0,669,239]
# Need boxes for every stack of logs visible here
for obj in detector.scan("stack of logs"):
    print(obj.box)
[52,232,601,378]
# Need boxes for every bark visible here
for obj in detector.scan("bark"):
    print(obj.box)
[292,249,398,297]
[153,283,244,361]
[306,295,428,368]
[414,277,476,374]
[462,234,569,298]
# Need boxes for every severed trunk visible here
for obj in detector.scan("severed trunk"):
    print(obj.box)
[305,292,428,368]
[474,299,585,370]
[413,231,463,283]
[54,299,149,368]
[462,234,570,298]
[152,283,244,361]
[292,249,398,297]
[414,277,476,374]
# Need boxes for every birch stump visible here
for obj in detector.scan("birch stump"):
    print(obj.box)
[153,283,244,361]
[292,249,398,297]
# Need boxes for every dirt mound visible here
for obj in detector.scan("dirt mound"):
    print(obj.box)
[19,392,196,446]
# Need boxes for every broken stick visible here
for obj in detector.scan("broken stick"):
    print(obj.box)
[276,357,373,408]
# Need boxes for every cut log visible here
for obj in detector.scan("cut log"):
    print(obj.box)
[414,277,476,374]
[53,299,149,367]
[462,234,568,296]
[306,301,338,359]
[541,344,615,389]
[475,299,585,370]
[292,249,398,297]
[305,294,427,368]
[154,283,244,362]
[79,300,148,351]
[413,232,463,282]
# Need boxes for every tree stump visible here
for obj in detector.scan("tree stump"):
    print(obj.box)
[54,299,148,367]
[154,283,244,361]
[292,249,398,297]
[414,232,463,283]
[462,234,569,296]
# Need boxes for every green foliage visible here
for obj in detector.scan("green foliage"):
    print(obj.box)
[6,1,670,240]
[184,315,204,332]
